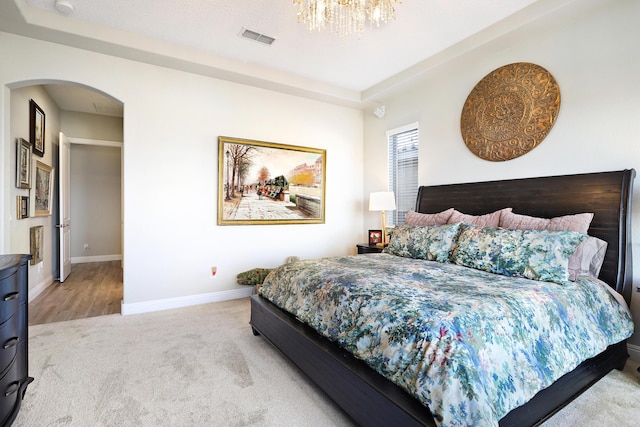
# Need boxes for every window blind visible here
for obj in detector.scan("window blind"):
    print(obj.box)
[387,124,419,225]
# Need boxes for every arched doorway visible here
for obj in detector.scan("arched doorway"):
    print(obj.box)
[4,80,124,323]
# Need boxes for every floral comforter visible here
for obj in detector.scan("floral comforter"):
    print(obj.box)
[257,253,634,427]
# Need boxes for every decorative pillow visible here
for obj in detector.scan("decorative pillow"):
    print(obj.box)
[567,236,607,281]
[447,208,512,227]
[404,208,455,226]
[499,211,594,233]
[236,268,273,286]
[385,223,463,263]
[451,224,587,284]
[498,210,600,281]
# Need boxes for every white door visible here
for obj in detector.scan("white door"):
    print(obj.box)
[58,132,71,282]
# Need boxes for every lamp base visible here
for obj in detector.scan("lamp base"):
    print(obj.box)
[380,210,388,248]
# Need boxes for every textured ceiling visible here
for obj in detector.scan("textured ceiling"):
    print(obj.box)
[1,0,571,113]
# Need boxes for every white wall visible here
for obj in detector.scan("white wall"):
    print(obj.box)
[363,0,640,355]
[0,32,364,313]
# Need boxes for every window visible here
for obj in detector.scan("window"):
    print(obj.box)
[387,123,419,225]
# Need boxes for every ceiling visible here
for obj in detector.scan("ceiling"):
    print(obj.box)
[0,0,571,115]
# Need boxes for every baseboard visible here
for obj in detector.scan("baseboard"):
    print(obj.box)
[628,343,640,362]
[120,287,255,316]
[71,254,122,264]
[28,274,54,303]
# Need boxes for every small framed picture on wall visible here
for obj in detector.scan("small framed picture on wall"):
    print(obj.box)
[16,138,31,188]
[368,229,382,246]
[30,99,45,157]
[34,161,54,216]
[30,225,43,265]
[16,196,29,220]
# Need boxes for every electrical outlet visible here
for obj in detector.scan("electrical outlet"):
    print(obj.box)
[83,243,89,250]
[636,286,640,293]
[211,266,217,278]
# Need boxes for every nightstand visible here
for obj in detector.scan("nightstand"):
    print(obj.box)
[356,244,384,254]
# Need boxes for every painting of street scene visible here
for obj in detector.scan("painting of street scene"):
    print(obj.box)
[218,136,326,225]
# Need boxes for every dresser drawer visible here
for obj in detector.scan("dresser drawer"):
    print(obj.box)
[0,255,30,426]
[0,313,19,377]
[0,273,20,325]
[0,358,20,426]
[0,272,18,294]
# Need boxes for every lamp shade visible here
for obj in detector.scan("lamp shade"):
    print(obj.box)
[369,192,396,211]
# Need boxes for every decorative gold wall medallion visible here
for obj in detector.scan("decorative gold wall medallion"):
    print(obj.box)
[460,62,560,161]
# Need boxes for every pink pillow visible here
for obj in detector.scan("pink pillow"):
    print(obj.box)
[499,211,594,233]
[405,208,454,226]
[447,208,512,227]
[567,236,607,281]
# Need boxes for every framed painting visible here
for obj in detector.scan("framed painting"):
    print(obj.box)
[34,161,54,216]
[16,196,29,220]
[30,225,43,265]
[16,138,31,188]
[30,99,45,157]
[368,229,382,246]
[218,136,326,225]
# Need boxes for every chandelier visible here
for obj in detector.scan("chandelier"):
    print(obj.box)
[294,0,399,39]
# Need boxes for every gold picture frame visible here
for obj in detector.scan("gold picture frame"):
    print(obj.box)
[16,196,29,220]
[30,225,43,265]
[34,161,54,216]
[218,136,326,225]
[16,138,32,189]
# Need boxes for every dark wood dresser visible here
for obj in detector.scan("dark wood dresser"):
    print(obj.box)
[0,255,32,426]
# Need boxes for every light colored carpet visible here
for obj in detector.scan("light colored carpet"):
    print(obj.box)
[14,298,640,426]
[539,356,640,426]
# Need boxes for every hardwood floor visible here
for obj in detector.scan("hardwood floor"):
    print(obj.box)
[28,261,123,326]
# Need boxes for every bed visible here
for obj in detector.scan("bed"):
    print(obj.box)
[249,169,636,427]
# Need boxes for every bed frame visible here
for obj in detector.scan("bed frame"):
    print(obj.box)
[250,169,635,427]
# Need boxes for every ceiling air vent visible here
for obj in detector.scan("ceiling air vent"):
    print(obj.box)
[240,28,276,46]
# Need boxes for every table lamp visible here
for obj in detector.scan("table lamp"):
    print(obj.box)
[369,191,396,246]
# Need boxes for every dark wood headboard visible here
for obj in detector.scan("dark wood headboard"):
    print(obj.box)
[415,169,635,303]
